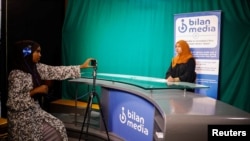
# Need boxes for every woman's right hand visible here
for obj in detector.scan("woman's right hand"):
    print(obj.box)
[167,76,174,82]
[80,58,95,69]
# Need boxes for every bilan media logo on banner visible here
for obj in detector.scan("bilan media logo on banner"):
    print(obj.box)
[108,90,155,141]
[175,15,218,48]
[174,11,221,99]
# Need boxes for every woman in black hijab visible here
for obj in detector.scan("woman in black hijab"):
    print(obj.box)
[7,40,93,141]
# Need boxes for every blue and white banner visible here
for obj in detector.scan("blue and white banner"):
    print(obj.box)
[174,11,221,99]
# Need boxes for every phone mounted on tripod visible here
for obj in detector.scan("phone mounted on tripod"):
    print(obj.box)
[90,59,97,67]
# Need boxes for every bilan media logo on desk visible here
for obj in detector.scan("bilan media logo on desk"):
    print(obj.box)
[109,90,154,141]
[119,106,149,135]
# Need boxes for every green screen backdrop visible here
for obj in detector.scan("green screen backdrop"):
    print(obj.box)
[62,0,250,113]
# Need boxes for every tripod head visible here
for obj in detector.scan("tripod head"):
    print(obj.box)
[91,60,98,91]
[92,67,97,81]
[90,59,97,76]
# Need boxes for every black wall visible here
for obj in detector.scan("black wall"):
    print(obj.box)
[1,0,65,117]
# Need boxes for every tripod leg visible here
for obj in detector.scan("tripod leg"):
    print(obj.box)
[93,92,110,141]
[85,95,93,139]
[79,94,92,141]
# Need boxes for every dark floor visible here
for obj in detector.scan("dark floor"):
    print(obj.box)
[51,112,107,141]
[50,104,123,141]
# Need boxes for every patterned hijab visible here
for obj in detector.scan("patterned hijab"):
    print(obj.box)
[172,40,193,68]
[12,40,42,88]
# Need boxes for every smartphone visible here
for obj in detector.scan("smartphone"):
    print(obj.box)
[91,59,97,67]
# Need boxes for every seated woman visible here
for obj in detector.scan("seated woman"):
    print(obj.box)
[165,40,196,91]
[6,40,94,141]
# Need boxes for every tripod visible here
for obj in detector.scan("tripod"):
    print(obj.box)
[79,66,110,141]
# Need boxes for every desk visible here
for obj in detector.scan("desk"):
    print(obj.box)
[69,73,250,141]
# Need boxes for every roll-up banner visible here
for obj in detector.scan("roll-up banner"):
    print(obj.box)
[174,11,221,99]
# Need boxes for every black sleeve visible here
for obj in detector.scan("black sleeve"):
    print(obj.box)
[165,62,172,79]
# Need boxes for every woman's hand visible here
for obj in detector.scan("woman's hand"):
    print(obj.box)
[167,76,174,82]
[167,76,180,82]
[80,58,95,69]
[30,85,48,96]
